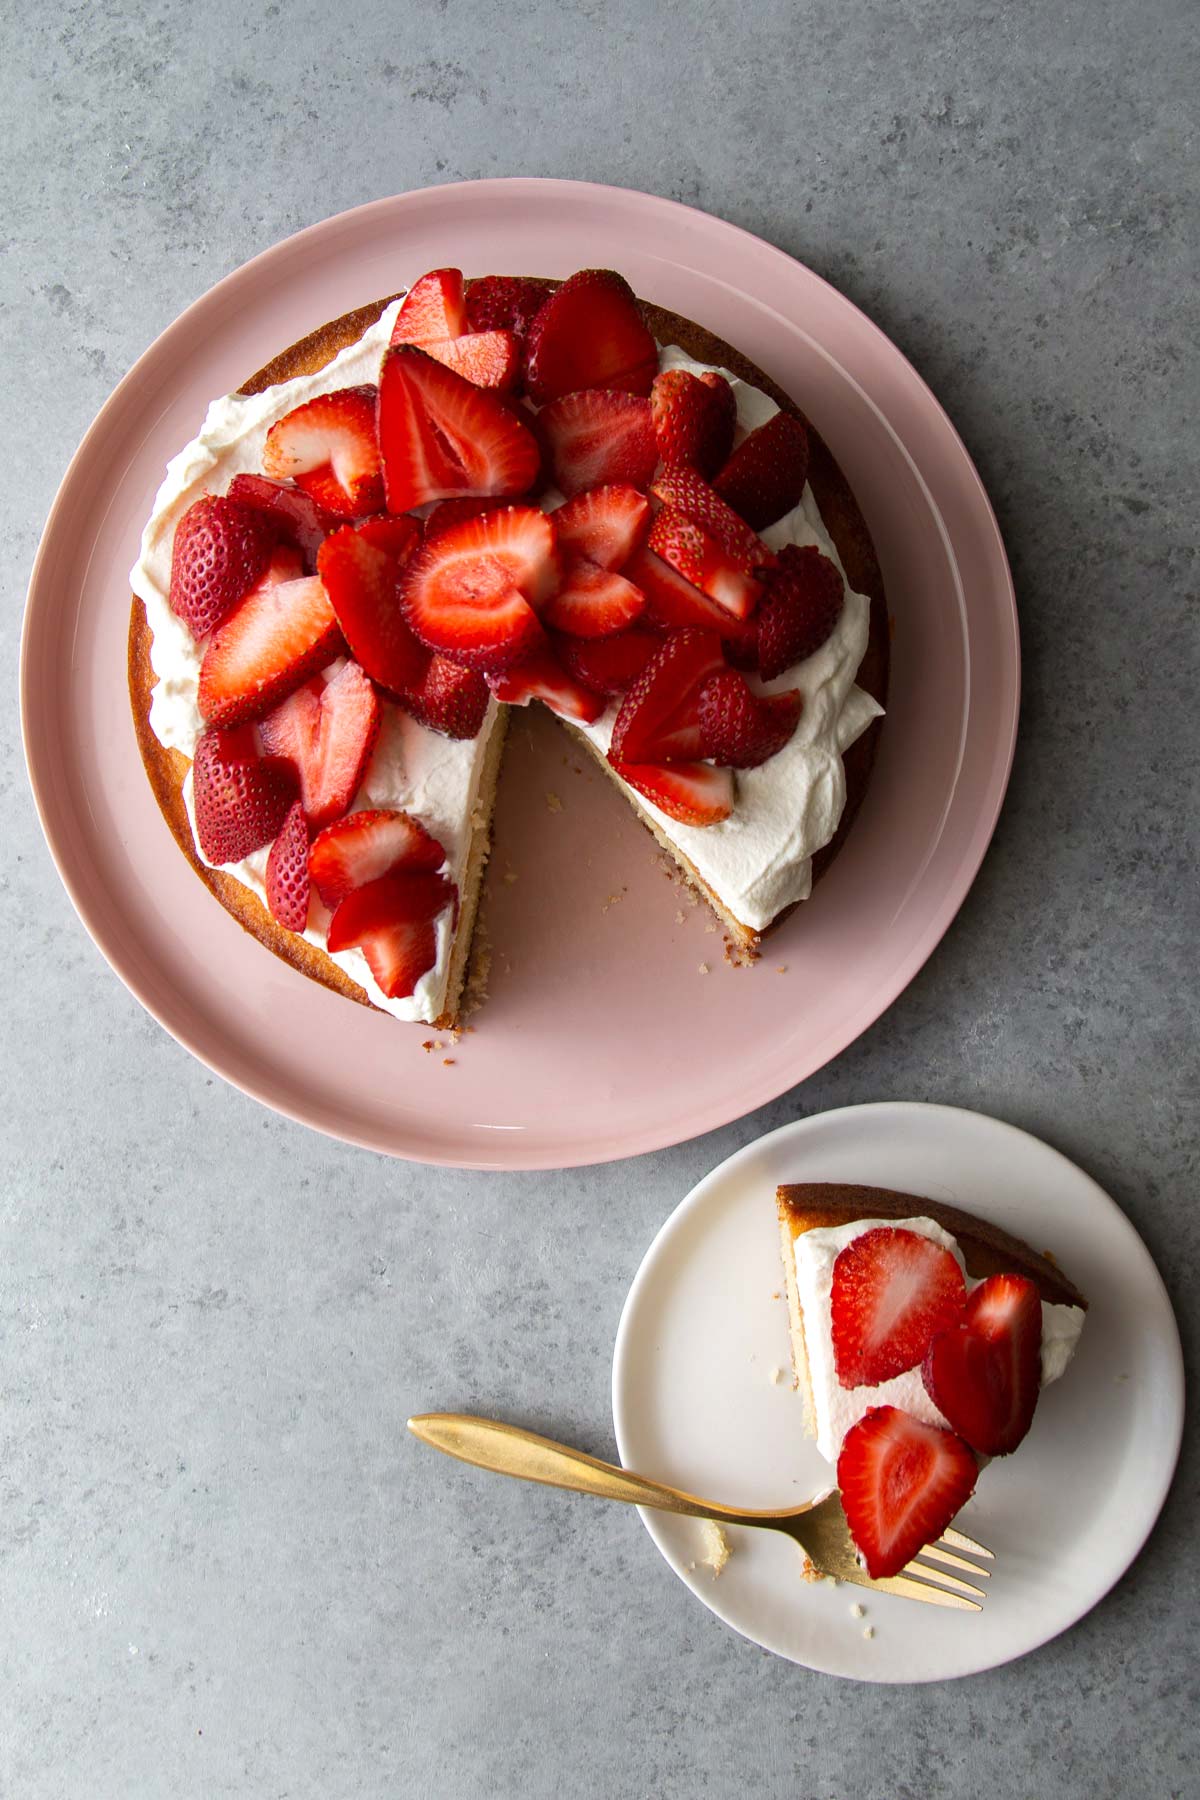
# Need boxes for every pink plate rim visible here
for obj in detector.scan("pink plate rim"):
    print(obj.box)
[21,179,1019,1168]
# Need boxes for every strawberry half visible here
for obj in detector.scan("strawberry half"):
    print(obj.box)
[261,387,384,518]
[227,474,337,569]
[756,545,845,679]
[647,507,763,621]
[713,409,810,530]
[609,628,726,763]
[486,641,604,724]
[168,494,279,638]
[258,659,380,831]
[837,1406,978,1581]
[390,269,468,345]
[650,369,736,477]
[624,545,759,668]
[614,760,734,827]
[555,627,660,697]
[191,725,297,865]
[377,346,540,511]
[652,468,772,582]
[417,330,521,391]
[466,274,547,343]
[400,654,491,740]
[400,506,556,672]
[524,269,658,404]
[698,669,803,768]
[923,1274,1043,1456]
[327,868,457,1000]
[265,799,311,933]
[537,390,657,499]
[317,518,428,694]
[552,486,650,570]
[198,574,342,727]
[831,1227,967,1389]
[309,808,447,909]
[543,561,646,638]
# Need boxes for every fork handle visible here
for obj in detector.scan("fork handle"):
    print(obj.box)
[408,1413,752,1527]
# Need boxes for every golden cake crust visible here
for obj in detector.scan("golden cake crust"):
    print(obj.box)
[128,283,889,1015]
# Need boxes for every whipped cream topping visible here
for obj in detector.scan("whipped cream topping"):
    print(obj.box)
[794,1216,1086,1465]
[130,294,882,1019]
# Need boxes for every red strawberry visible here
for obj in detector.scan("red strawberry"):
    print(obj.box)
[466,274,547,342]
[390,269,468,345]
[697,670,803,768]
[198,575,342,727]
[837,1407,978,1581]
[309,808,447,909]
[543,561,645,638]
[261,387,383,519]
[552,486,650,570]
[227,473,337,568]
[258,660,380,831]
[623,545,758,667]
[191,725,297,865]
[377,346,540,511]
[609,630,727,764]
[831,1227,967,1389]
[401,654,491,740]
[756,544,845,679]
[168,495,278,638]
[650,369,736,477]
[424,498,507,541]
[614,760,734,827]
[713,410,810,530]
[487,641,604,724]
[923,1274,1043,1457]
[524,269,657,404]
[327,868,457,1000]
[555,627,660,696]
[316,519,428,694]
[418,330,521,391]
[265,799,311,932]
[400,506,556,671]
[647,507,763,621]
[537,390,657,499]
[652,467,771,570]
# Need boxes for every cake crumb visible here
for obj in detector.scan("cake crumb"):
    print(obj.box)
[601,892,623,913]
[862,1626,875,1640]
[698,962,710,975]
[442,1058,455,1067]
[697,1521,732,1577]
[421,1040,434,1053]
[850,1602,865,1619]
[776,965,788,974]
[545,790,563,813]
[705,921,717,933]
[768,1365,784,1386]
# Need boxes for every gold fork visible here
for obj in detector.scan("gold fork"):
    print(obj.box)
[408,1413,993,1610]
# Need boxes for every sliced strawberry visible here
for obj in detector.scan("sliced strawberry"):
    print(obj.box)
[378,346,540,511]
[227,474,337,569]
[400,654,491,740]
[537,389,657,499]
[261,387,383,519]
[831,1227,967,1389]
[837,1407,978,1581]
[609,629,726,763]
[198,575,342,727]
[697,670,802,769]
[265,799,311,932]
[624,545,758,667]
[168,494,278,638]
[543,561,645,638]
[756,545,845,679]
[487,641,604,724]
[555,628,660,696]
[652,467,771,568]
[423,497,507,541]
[614,760,734,827]
[525,269,658,404]
[316,520,428,695]
[390,269,468,345]
[417,329,520,391]
[400,506,556,671]
[191,725,297,865]
[327,868,457,1000]
[309,808,447,909]
[466,274,547,342]
[923,1274,1043,1457]
[258,660,380,831]
[552,486,650,570]
[650,369,736,477]
[713,409,810,530]
[647,507,763,621]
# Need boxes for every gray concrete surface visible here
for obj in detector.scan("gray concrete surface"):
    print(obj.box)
[4,1,1197,1794]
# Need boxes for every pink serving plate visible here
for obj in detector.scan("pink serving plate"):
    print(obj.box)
[21,180,1018,1169]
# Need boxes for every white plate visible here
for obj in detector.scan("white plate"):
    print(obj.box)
[611,1102,1183,1682]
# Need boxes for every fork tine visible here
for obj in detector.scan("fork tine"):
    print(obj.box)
[940,1524,994,1559]
[918,1542,992,1579]
[904,1557,989,1602]
[867,1571,982,1611]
